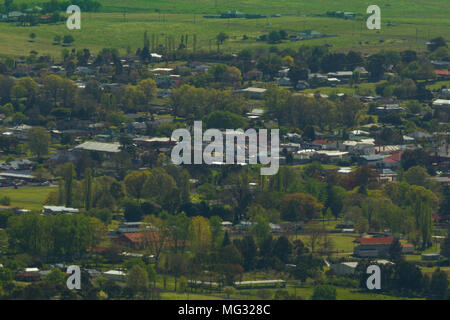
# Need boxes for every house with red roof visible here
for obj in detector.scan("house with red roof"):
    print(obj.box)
[115,232,188,249]
[382,151,402,169]
[401,243,414,254]
[310,139,337,150]
[353,237,394,258]
[434,69,450,80]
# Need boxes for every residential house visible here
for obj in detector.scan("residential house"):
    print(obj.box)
[103,270,126,282]
[353,237,394,258]
[434,70,450,80]
[330,262,358,276]
[236,87,267,99]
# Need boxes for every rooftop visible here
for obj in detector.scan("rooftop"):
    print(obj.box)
[74,141,122,153]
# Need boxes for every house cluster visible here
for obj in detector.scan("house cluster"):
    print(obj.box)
[275,67,368,89]
[0,7,58,24]
[12,264,125,283]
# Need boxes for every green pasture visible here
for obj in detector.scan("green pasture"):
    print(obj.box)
[0,9,448,57]
[14,0,450,19]
[0,186,55,210]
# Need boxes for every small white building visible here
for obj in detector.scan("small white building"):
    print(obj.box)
[43,206,79,215]
[103,270,127,282]
[433,99,450,108]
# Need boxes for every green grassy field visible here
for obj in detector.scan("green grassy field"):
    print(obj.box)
[0,1,449,57]
[159,283,421,300]
[0,186,55,210]
[14,0,450,17]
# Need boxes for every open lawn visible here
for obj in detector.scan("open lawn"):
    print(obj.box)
[420,266,450,277]
[161,292,224,300]
[159,283,422,300]
[302,81,381,96]
[0,186,55,211]
[426,81,450,91]
[292,232,358,254]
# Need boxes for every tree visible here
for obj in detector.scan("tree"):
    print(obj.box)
[168,212,191,253]
[223,286,235,299]
[250,215,271,246]
[124,171,150,201]
[429,268,448,299]
[27,127,50,159]
[400,149,432,173]
[268,31,281,43]
[234,235,257,271]
[389,238,403,262]
[305,225,326,253]
[351,70,360,86]
[203,110,247,129]
[140,215,171,265]
[273,236,292,264]
[126,265,149,297]
[216,32,229,51]
[33,167,52,183]
[63,35,74,45]
[311,285,337,300]
[123,199,143,222]
[291,254,322,284]
[209,215,223,249]
[143,168,178,209]
[189,216,211,254]
[63,162,75,207]
[0,267,13,284]
[83,168,93,211]
[167,254,189,291]
[367,53,386,80]
[281,193,323,222]
[136,78,157,106]
[427,37,447,52]
[44,268,67,288]
[217,263,243,286]
[392,260,423,295]
[403,166,433,189]
[288,65,309,85]
[282,55,294,67]
[53,35,61,45]
[325,184,346,218]
[180,170,191,204]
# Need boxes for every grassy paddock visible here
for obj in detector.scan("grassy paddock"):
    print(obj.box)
[0,9,448,57]
[14,0,450,18]
[0,186,55,210]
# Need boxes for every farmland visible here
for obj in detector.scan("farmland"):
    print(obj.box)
[13,0,450,17]
[0,1,449,57]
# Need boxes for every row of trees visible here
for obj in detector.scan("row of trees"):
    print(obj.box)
[7,213,106,259]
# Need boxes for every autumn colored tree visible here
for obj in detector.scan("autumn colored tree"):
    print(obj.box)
[281,193,323,222]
